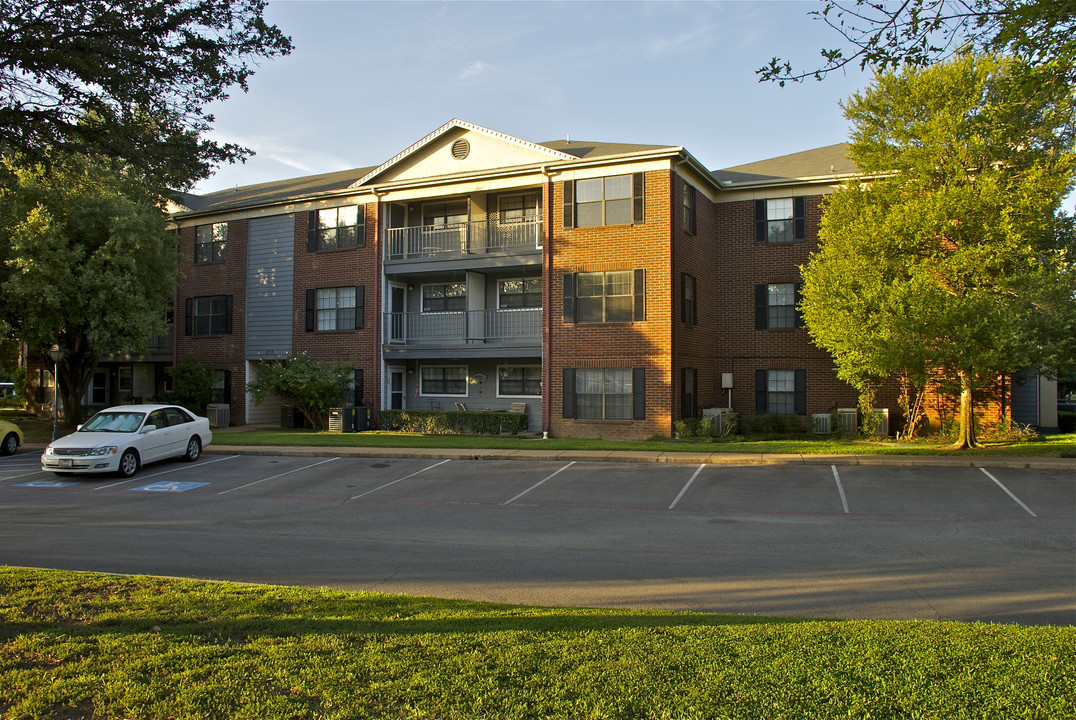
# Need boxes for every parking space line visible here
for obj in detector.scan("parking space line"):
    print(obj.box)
[832,465,850,514]
[349,459,452,500]
[980,467,1038,518]
[97,455,241,491]
[502,461,575,505]
[219,457,339,495]
[668,465,706,510]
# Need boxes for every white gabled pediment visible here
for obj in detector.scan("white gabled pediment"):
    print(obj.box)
[350,119,576,187]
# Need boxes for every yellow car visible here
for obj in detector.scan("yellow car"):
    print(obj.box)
[0,419,23,455]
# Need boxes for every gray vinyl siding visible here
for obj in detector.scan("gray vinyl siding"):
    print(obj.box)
[1011,370,1040,427]
[246,215,295,359]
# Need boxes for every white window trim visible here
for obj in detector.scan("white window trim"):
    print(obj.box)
[419,364,470,398]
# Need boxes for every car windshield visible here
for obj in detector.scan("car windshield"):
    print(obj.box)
[79,412,146,433]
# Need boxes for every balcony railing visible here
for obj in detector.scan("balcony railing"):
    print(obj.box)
[387,220,542,260]
[384,308,541,346]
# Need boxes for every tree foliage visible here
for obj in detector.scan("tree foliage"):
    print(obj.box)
[800,54,1076,448]
[247,354,352,431]
[0,154,180,426]
[0,0,292,191]
[758,0,1076,85]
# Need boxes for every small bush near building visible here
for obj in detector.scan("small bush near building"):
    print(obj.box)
[740,413,809,437]
[380,409,528,436]
[1059,412,1075,433]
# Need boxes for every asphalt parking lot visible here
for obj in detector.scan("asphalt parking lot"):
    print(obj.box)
[1,449,1073,625]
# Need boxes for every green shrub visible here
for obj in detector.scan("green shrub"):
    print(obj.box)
[160,355,213,415]
[740,413,808,436]
[1058,411,1075,433]
[379,409,528,435]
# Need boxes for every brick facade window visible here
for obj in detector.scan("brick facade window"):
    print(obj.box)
[681,183,697,234]
[563,173,645,228]
[563,367,646,420]
[195,222,227,263]
[681,273,697,326]
[755,369,807,415]
[186,295,232,336]
[421,366,467,396]
[210,369,231,404]
[681,367,697,419]
[755,197,806,243]
[755,283,802,330]
[305,286,364,331]
[309,205,365,251]
[563,269,645,323]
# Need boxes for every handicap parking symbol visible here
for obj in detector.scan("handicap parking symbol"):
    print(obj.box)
[131,481,209,493]
[16,479,81,489]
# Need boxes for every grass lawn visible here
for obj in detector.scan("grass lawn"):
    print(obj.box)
[209,427,1076,457]
[1,568,1072,720]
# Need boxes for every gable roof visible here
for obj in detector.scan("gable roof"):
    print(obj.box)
[350,119,580,188]
[173,166,375,214]
[712,143,856,186]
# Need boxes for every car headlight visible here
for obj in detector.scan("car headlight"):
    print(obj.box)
[89,447,118,456]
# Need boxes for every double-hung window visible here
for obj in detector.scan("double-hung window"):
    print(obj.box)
[681,273,697,326]
[755,283,801,330]
[498,366,542,397]
[422,283,466,313]
[682,183,697,234]
[564,173,645,228]
[310,205,364,251]
[421,366,467,396]
[498,278,542,309]
[563,270,645,323]
[563,367,646,420]
[210,370,232,404]
[195,222,227,263]
[755,369,807,415]
[305,287,364,331]
[186,295,232,336]
[755,197,806,243]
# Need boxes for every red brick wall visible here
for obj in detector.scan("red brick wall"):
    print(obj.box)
[548,170,674,440]
[175,219,248,422]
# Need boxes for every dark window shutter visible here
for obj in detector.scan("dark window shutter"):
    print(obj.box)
[794,369,807,415]
[307,210,318,252]
[562,368,575,418]
[755,284,768,330]
[355,286,365,329]
[755,199,767,243]
[756,369,768,413]
[562,181,574,229]
[224,295,233,334]
[794,282,803,328]
[681,367,697,419]
[633,269,645,321]
[632,172,645,224]
[184,298,193,336]
[305,289,315,332]
[632,367,646,420]
[563,274,575,322]
[356,205,366,247]
[794,196,806,240]
[353,369,364,406]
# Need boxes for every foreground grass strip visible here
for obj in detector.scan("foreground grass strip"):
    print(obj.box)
[1,568,1072,719]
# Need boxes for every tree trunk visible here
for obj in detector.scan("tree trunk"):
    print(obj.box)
[951,371,979,449]
[57,335,98,431]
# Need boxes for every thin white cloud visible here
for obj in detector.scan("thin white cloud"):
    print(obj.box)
[646,25,713,58]
[457,60,489,80]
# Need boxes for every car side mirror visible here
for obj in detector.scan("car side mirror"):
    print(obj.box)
[142,424,157,434]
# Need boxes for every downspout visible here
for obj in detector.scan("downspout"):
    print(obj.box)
[670,162,680,432]
[541,165,554,438]
[373,188,384,427]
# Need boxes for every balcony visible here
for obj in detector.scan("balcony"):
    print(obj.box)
[387,220,542,261]
[383,308,541,354]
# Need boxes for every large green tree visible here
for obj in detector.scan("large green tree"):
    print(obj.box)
[800,54,1076,448]
[0,0,291,191]
[0,155,180,427]
[759,0,1075,84]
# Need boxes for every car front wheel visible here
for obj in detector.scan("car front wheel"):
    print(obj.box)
[1,433,17,456]
[183,436,201,462]
[118,449,140,478]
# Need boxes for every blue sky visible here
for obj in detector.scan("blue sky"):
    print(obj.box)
[193,0,877,194]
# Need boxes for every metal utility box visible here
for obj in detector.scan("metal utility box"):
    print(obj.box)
[329,406,368,433]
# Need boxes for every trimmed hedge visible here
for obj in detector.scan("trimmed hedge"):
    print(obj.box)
[1059,411,1075,433]
[379,409,529,435]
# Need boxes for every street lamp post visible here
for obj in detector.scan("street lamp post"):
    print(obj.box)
[48,344,64,441]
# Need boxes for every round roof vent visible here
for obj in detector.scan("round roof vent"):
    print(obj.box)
[451,138,470,160]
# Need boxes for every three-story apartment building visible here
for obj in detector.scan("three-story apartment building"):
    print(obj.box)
[166,119,869,439]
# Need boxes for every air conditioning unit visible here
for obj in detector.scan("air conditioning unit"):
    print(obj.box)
[206,403,230,428]
[702,407,733,436]
[811,413,831,434]
[836,408,858,435]
[328,407,343,433]
[871,408,890,437]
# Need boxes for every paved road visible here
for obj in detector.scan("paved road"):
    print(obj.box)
[1,449,1072,625]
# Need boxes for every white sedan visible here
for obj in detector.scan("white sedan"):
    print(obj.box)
[41,404,212,478]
